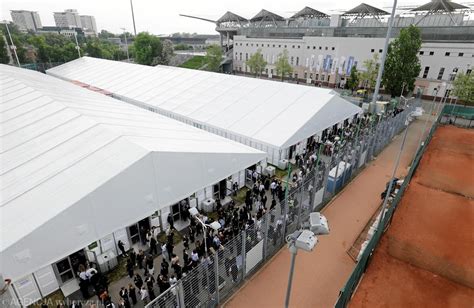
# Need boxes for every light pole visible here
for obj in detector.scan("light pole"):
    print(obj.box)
[121,28,130,61]
[72,28,81,58]
[285,213,329,308]
[130,0,137,36]
[378,109,415,225]
[370,0,398,113]
[416,84,443,154]
[2,21,20,67]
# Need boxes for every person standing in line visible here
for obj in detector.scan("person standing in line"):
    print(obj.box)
[119,287,130,308]
[133,273,143,290]
[126,259,134,278]
[128,283,137,305]
[136,250,144,270]
[149,236,158,256]
[167,214,174,230]
[117,240,128,257]
[161,242,168,261]
[139,286,149,304]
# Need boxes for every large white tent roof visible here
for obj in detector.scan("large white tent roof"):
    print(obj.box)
[0,65,264,280]
[48,57,362,150]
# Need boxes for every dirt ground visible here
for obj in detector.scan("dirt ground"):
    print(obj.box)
[351,125,474,307]
[224,114,429,307]
[350,239,474,308]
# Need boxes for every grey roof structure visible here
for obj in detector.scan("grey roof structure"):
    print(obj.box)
[291,6,329,19]
[343,3,390,16]
[217,11,248,23]
[411,0,469,12]
[250,9,285,22]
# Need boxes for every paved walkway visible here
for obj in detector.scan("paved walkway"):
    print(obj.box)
[224,111,433,307]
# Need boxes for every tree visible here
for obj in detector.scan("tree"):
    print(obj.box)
[359,53,379,95]
[133,32,163,66]
[98,30,116,39]
[152,39,173,65]
[0,32,11,64]
[246,49,267,77]
[382,25,422,97]
[346,66,359,93]
[204,44,222,72]
[452,71,474,105]
[174,43,192,50]
[275,49,292,81]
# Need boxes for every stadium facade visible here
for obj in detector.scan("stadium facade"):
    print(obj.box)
[185,1,474,99]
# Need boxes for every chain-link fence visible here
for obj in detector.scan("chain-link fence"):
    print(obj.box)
[145,101,419,308]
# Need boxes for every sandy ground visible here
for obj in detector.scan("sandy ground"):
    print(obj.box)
[351,125,474,307]
[350,239,474,308]
[224,113,430,307]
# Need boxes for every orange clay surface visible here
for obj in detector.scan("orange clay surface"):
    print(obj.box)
[351,125,474,307]
[224,113,428,308]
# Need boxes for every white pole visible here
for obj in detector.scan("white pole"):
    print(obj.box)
[121,28,130,61]
[73,31,81,58]
[370,0,398,112]
[4,22,20,67]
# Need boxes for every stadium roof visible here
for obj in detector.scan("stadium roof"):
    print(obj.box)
[250,9,286,22]
[411,0,469,12]
[291,6,329,19]
[0,64,264,280]
[343,3,390,16]
[47,57,362,152]
[217,11,248,23]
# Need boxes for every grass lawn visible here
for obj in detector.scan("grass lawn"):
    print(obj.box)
[232,186,249,204]
[179,56,206,69]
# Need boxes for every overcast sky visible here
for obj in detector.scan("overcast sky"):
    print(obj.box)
[1,0,446,35]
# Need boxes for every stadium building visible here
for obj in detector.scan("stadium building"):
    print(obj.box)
[183,0,473,99]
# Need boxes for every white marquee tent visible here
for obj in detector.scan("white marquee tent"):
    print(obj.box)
[47,57,362,164]
[0,64,265,282]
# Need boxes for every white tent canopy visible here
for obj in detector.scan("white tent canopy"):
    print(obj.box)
[0,65,265,280]
[47,57,362,162]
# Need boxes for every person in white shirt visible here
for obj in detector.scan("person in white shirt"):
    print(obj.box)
[140,286,149,303]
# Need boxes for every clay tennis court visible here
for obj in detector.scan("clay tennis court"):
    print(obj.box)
[224,114,429,307]
[350,125,474,307]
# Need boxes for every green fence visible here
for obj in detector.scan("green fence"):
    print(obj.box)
[334,107,447,308]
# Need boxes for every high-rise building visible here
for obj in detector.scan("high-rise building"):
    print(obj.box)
[79,15,97,33]
[53,9,82,28]
[10,10,42,32]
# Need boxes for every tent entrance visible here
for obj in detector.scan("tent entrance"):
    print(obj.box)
[53,249,87,285]
[128,218,150,246]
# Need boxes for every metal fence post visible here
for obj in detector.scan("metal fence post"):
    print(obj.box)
[214,252,220,304]
[263,213,269,260]
[241,229,247,280]
[177,280,185,308]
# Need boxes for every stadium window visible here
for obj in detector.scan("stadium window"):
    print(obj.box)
[419,51,424,55]
[422,66,430,78]
[251,43,253,47]
[445,52,450,56]
[304,72,307,79]
[379,49,383,53]
[313,46,316,49]
[246,43,248,46]
[235,52,238,57]
[319,46,322,50]
[256,44,259,47]
[271,69,274,75]
[273,44,275,47]
[371,49,375,53]
[284,45,287,48]
[315,74,319,80]
[245,53,248,61]
[307,46,310,49]
[298,45,300,49]
[296,57,299,65]
[429,51,434,55]
[279,45,281,48]
[332,47,335,50]
[290,56,294,65]
[239,53,242,61]
[310,73,313,79]
[437,67,445,80]
[292,45,295,48]
[325,46,328,50]
[459,52,464,57]
[267,44,270,47]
